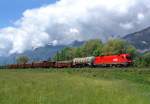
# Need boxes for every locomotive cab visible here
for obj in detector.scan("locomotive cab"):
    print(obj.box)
[126,55,132,60]
[126,55,132,64]
[121,54,132,66]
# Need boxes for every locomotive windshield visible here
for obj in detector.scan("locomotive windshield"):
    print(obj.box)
[126,55,132,60]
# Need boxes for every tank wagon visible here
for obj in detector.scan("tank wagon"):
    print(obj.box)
[73,56,95,67]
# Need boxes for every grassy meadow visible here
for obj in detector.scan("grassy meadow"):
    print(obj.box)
[0,68,150,104]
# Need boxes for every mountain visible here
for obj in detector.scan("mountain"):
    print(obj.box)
[123,27,150,52]
[0,41,84,65]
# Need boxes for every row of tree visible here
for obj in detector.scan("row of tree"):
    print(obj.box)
[53,39,137,60]
[53,39,150,67]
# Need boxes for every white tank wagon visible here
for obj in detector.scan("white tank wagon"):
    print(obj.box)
[73,56,95,67]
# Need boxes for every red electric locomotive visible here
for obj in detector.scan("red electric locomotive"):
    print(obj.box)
[93,54,132,67]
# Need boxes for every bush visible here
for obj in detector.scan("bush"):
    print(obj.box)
[16,56,29,64]
[134,52,150,67]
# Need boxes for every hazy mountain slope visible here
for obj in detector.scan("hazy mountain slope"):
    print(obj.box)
[123,27,150,51]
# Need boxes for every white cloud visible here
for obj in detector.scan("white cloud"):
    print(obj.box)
[120,23,134,30]
[0,0,150,55]
[69,28,79,34]
[137,13,145,20]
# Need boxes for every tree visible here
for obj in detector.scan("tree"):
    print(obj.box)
[16,56,29,64]
[75,47,83,57]
[53,47,76,61]
[82,39,103,56]
[53,51,61,61]
[143,52,150,67]
[133,52,150,67]
[126,45,137,58]
[102,39,137,56]
[47,57,52,61]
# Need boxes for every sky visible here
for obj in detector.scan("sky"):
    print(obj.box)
[0,0,150,56]
[0,0,56,27]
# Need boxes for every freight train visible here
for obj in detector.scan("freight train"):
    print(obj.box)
[3,53,132,69]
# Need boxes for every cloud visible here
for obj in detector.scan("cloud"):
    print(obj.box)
[120,23,134,30]
[0,0,150,55]
[137,13,145,20]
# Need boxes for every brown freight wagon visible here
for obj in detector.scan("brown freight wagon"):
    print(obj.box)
[32,61,56,68]
[8,64,18,69]
[17,64,25,68]
[23,63,32,68]
[55,61,72,68]
[32,62,44,68]
[7,61,56,69]
[41,61,55,68]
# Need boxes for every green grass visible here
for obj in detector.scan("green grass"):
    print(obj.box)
[0,68,150,104]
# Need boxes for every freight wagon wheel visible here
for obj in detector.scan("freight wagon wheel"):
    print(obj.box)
[117,64,122,67]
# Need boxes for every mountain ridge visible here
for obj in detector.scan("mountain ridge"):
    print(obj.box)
[123,26,150,51]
